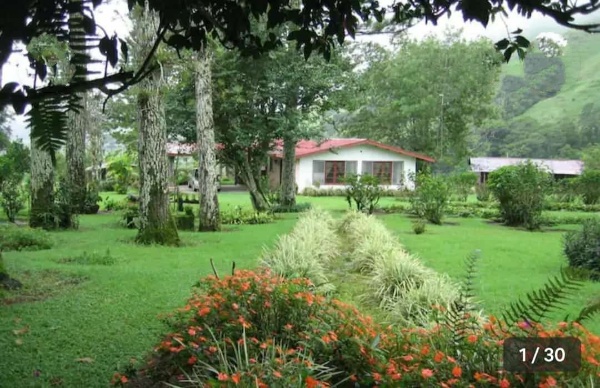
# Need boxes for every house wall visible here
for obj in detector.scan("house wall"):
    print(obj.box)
[295,145,418,192]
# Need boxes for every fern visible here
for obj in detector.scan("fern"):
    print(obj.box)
[443,250,481,352]
[499,267,583,333]
[574,298,600,324]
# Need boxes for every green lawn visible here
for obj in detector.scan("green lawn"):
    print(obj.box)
[1,192,599,387]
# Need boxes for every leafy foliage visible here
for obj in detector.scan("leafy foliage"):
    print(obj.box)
[409,170,451,225]
[340,32,502,159]
[0,224,53,252]
[220,206,274,226]
[342,174,382,214]
[487,161,552,230]
[576,169,600,205]
[563,218,600,280]
[499,268,583,331]
[450,171,478,202]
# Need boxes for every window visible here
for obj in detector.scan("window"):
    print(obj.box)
[325,161,345,184]
[373,162,392,184]
[312,161,325,185]
[361,161,404,185]
[313,161,357,185]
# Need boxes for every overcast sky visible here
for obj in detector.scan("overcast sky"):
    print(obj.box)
[3,0,599,143]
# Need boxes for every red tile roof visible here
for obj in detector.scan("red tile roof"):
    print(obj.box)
[271,138,435,162]
[166,139,435,163]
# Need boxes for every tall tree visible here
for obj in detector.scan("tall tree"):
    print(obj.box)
[130,2,179,245]
[87,93,105,184]
[29,134,55,228]
[340,31,502,161]
[65,0,89,212]
[195,47,220,231]
[6,0,597,156]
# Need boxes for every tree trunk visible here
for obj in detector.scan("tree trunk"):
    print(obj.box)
[238,155,269,212]
[66,92,88,212]
[66,0,88,212]
[88,95,104,184]
[195,48,220,232]
[280,134,297,207]
[29,137,55,229]
[135,74,180,245]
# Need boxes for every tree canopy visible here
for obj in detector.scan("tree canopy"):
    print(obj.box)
[2,0,600,155]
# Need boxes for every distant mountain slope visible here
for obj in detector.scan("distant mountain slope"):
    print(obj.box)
[500,31,600,126]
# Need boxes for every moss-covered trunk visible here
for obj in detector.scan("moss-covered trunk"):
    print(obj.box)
[29,137,55,229]
[88,95,104,184]
[280,134,297,207]
[195,48,220,232]
[66,92,88,212]
[66,0,88,212]
[136,74,179,245]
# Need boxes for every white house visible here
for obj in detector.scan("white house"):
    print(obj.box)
[267,138,436,192]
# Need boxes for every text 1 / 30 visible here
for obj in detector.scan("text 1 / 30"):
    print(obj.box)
[503,337,581,372]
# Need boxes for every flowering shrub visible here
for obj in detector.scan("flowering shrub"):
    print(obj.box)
[112,270,600,387]
[113,269,400,387]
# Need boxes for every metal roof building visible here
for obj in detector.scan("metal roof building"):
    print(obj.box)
[468,157,584,183]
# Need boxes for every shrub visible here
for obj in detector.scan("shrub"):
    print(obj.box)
[0,225,53,252]
[576,169,600,205]
[412,219,426,234]
[341,173,382,214]
[99,179,116,192]
[338,211,460,326]
[115,269,399,387]
[176,207,195,231]
[113,270,600,388]
[0,178,26,222]
[220,206,274,225]
[270,202,312,213]
[487,160,552,230]
[121,204,139,229]
[550,178,579,203]
[103,197,127,212]
[338,211,400,271]
[563,218,600,279]
[475,183,490,202]
[409,170,451,225]
[260,208,338,293]
[450,171,478,202]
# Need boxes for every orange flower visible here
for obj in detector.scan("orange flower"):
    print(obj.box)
[421,369,434,379]
[198,307,211,316]
[467,334,478,343]
[273,370,282,378]
[217,372,229,381]
[420,345,430,355]
[305,376,319,388]
[187,356,197,365]
[499,378,510,388]
[434,351,444,363]
[120,376,128,384]
[231,373,241,384]
[452,366,462,377]
[372,372,382,382]
[187,328,196,336]
[539,376,557,387]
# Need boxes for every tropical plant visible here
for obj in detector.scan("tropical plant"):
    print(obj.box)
[487,160,552,230]
[342,173,382,214]
[409,170,451,225]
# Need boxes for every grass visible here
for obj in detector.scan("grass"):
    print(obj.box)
[1,191,599,386]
